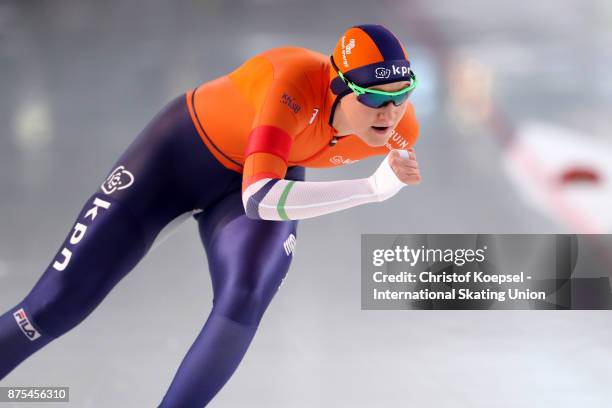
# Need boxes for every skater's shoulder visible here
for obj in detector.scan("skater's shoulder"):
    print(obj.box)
[250,46,331,82]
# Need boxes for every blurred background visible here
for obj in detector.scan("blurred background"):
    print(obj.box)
[1,0,611,406]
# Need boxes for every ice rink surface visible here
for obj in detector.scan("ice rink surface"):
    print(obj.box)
[1,0,611,406]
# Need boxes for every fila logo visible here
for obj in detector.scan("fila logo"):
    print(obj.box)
[283,233,297,256]
[102,166,134,195]
[53,197,111,271]
[14,308,41,341]
[330,155,359,166]
[309,108,320,125]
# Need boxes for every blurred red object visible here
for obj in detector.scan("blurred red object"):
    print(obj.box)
[559,167,601,184]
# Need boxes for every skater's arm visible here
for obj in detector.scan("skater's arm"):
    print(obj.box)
[242,149,420,221]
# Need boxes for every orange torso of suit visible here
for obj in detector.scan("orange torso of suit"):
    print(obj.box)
[185,46,419,190]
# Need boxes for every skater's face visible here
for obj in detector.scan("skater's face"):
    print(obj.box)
[338,81,411,147]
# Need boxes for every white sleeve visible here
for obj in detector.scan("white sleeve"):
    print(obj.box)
[242,150,408,221]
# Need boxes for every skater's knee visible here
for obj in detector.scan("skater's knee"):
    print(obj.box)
[214,282,277,326]
[23,282,99,338]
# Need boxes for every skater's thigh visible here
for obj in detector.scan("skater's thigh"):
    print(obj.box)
[98,97,201,243]
[195,167,305,323]
[197,166,305,272]
[23,97,203,336]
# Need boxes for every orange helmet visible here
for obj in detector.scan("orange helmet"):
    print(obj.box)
[330,24,412,98]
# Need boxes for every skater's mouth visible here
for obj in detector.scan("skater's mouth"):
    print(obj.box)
[371,125,391,133]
